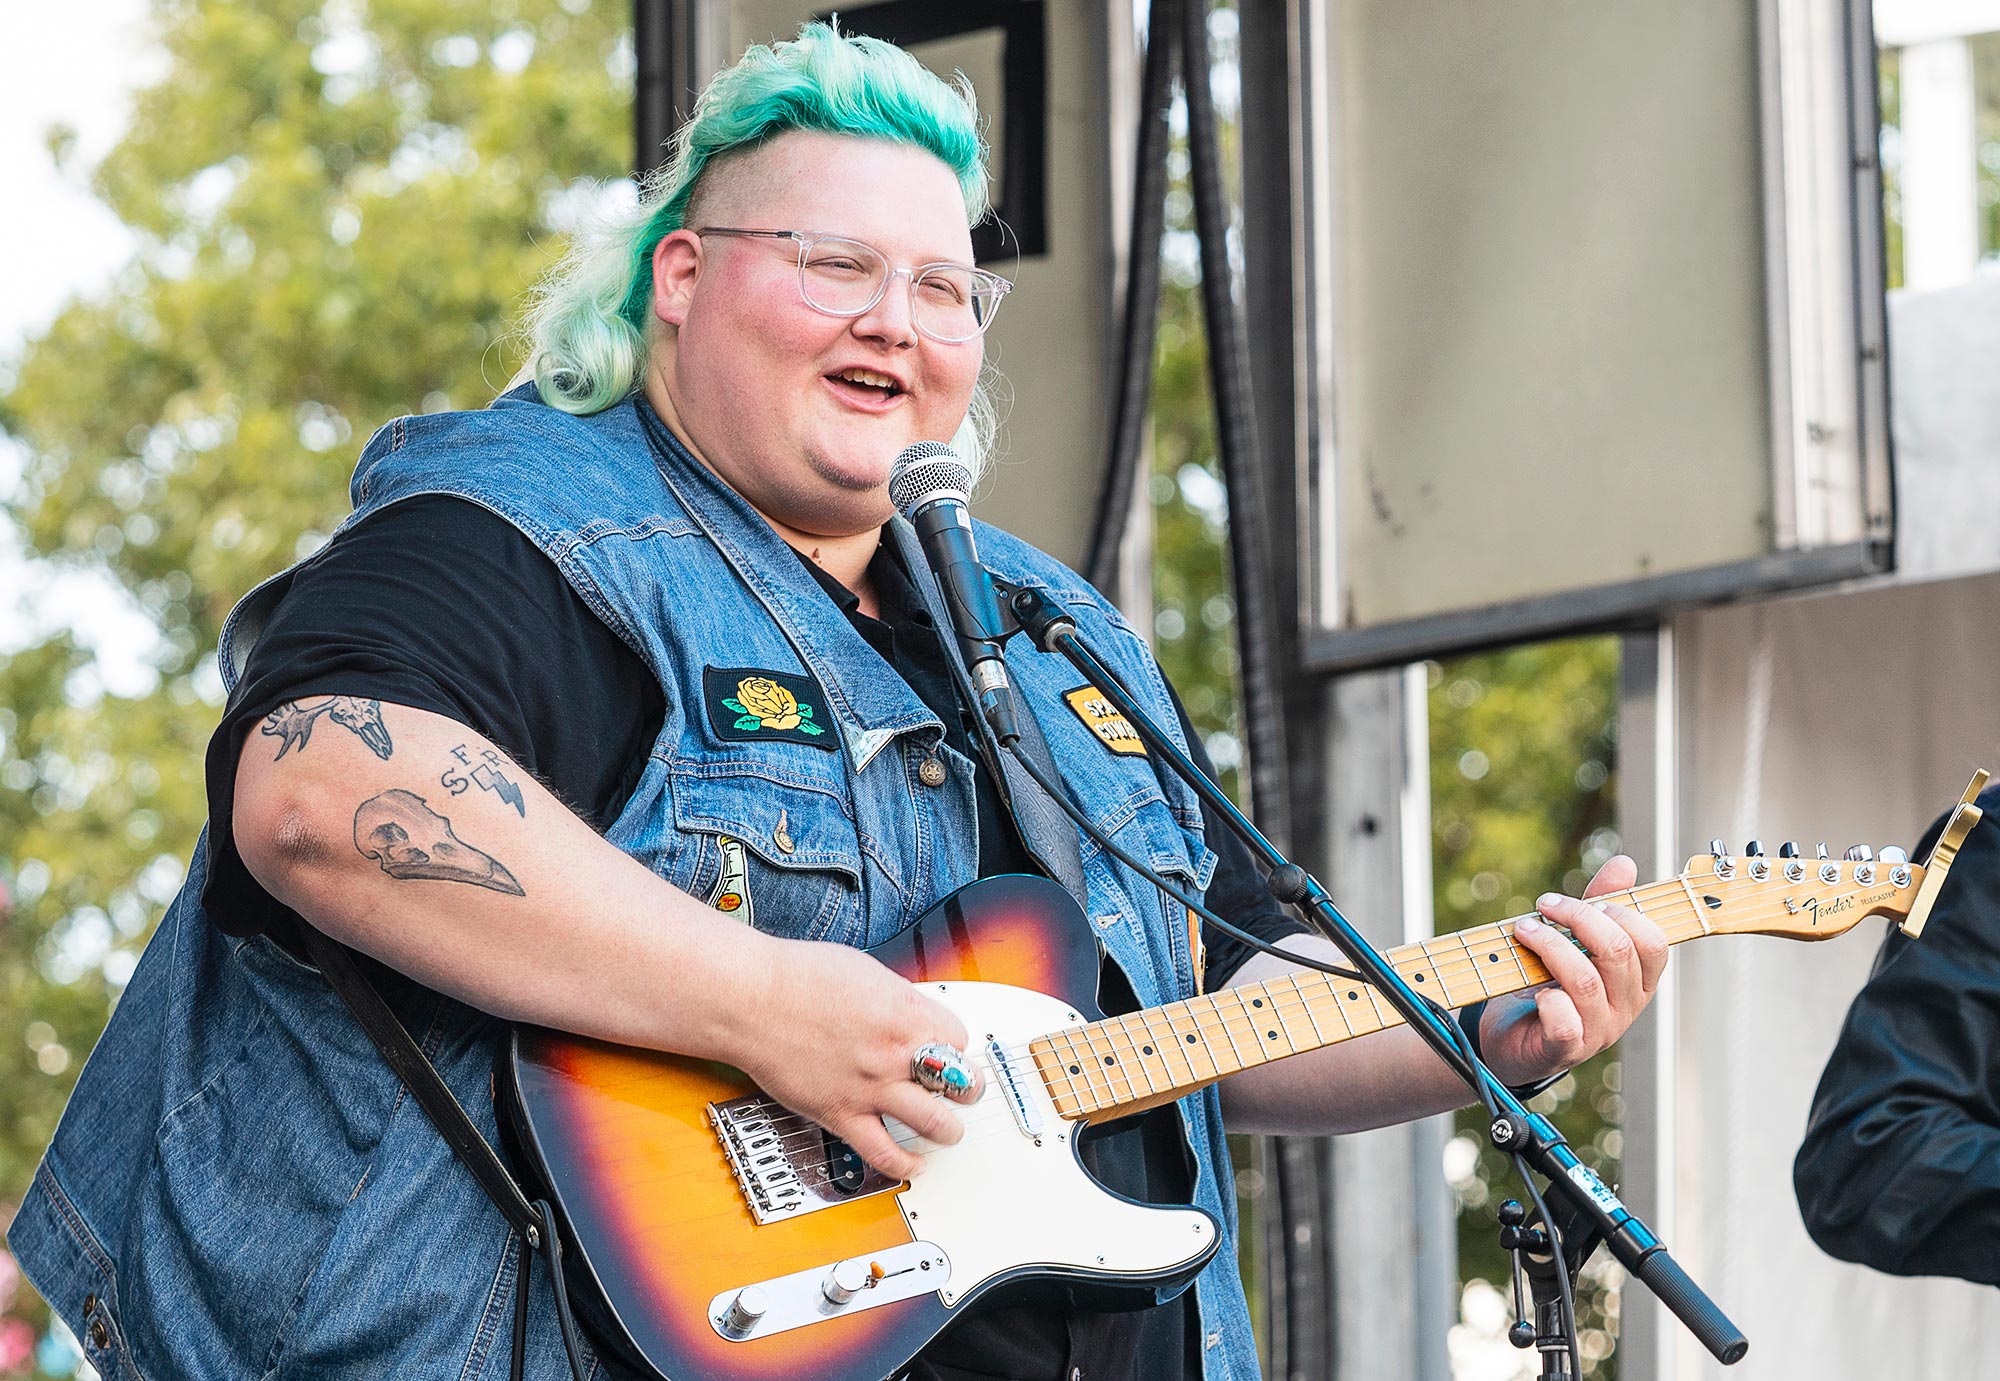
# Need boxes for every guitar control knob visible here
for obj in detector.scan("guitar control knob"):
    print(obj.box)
[721,1286,768,1336]
[822,1259,870,1306]
[1845,846,1874,862]
[1881,847,1908,865]
[1779,842,1800,858]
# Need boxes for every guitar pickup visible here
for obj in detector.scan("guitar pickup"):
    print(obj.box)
[989,1037,1043,1139]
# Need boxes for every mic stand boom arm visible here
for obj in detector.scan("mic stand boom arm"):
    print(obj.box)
[999,582,1748,1367]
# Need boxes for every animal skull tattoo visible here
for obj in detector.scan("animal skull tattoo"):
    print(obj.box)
[353,790,524,896]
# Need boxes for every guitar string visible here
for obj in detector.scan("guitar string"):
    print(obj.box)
[728,887,1862,1157]
[714,888,1874,1172]
[730,884,1878,1150]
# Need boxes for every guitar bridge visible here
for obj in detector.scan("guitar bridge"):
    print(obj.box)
[709,1095,900,1224]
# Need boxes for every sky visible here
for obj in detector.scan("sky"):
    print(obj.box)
[0,0,164,696]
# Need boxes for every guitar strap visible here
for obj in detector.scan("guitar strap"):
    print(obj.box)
[883,517,1089,905]
[295,922,590,1381]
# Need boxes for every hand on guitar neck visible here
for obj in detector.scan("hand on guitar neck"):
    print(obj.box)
[1217,853,1669,1135]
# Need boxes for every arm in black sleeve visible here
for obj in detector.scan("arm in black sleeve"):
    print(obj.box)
[1793,788,2000,1284]
[202,495,663,937]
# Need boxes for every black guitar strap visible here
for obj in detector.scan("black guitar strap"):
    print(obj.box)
[295,923,590,1381]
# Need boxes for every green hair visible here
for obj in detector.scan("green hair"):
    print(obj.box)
[521,23,999,464]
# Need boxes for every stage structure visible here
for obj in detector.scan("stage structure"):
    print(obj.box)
[639,2,2000,1378]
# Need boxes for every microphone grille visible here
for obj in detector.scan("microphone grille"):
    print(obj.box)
[888,442,972,519]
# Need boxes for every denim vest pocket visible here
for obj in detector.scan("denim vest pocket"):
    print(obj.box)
[667,763,865,945]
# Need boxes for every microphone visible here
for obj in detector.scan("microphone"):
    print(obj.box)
[888,441,1020,744]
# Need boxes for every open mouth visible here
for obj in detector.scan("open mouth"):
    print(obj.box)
[825,367,906,406]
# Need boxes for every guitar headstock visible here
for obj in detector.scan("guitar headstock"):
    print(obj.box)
[1677,842,1923,940]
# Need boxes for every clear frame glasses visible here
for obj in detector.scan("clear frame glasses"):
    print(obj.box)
[694,227,1013,343]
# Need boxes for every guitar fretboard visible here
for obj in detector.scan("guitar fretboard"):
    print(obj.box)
[1027,877,1718,1122]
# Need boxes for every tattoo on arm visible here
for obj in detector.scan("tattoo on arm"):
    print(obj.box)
[441,743,527,817]
[264,697,395,761]
[353,789,525,896]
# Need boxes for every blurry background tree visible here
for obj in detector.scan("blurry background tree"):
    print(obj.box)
[0,0,630,1370]
[1431,640,1626,1379]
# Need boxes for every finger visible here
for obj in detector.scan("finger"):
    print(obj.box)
[1582,853,1638,901]
[1533,893,1644,1015]
[882,1081,967,1149]
[1599,897,1670,993]
[1532,987,1589,1066]
[833,1111,926,1182]
[1516,908,1613,1027]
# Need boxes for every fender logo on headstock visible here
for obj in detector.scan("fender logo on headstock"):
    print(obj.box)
[1802,895,1854,926]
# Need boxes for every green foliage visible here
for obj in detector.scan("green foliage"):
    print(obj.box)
[1430,638,1626,1376]
[0,0,630,1367]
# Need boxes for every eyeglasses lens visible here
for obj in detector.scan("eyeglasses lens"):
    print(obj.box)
[799,237,1001,341]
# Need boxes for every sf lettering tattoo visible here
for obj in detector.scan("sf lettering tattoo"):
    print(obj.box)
[264,697,394,760]
[353,789,525,896]
[441,743,526,817]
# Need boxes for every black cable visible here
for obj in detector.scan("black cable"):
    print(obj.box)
[1180,0,1291,849]
[534,1199,592,1381]
[1084,0,1181,591]
[1002,738,1364,987]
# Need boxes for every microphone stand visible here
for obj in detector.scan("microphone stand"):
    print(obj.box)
[997,582,1749,1367]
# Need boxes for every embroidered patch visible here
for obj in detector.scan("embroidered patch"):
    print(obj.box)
[708,837,755,927]
[704,667,839,752]
[1062,685,1147,757]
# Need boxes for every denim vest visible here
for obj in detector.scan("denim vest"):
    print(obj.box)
[9,391,1263,1380]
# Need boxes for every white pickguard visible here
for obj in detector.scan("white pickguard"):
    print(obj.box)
[890,982,1217,1306]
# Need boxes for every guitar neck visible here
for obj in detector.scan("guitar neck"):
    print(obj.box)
[1029,876,1720,1123]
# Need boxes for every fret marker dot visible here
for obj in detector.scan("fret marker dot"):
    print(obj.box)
[1069,1065,1080,1075]
[1104,1055,1116,1065]
[1251,998,1264,1008]
[1414,973,1425,983]
[1185,1034,1198,1044]
[1267,1031,1278,1040]
[1348,991,1359,1000]
[1143,1045,1154,1055]
[1489,953,1499,962]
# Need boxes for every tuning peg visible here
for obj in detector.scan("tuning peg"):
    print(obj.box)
[1779,842,1800,858]
[1881,846,1908,865]
[1816,843,1839,882]
[1746,839,1765,856]
[1815,843,1829,859]
[1844,845,1874,862]
[1710,838,1727,857]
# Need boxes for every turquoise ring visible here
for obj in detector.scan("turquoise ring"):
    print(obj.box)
[911,1042,975,1097]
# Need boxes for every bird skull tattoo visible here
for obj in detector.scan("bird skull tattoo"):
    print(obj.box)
[264,697,394,760]
[353,790,524,896]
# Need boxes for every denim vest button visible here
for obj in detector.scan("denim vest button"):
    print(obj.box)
[82,1293,96,1316]
[88,1317,108,1350]
[918,756,948,788]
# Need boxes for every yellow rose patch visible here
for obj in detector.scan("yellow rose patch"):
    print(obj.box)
[703,667,839,752]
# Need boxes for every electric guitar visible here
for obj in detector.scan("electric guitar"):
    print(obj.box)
[503,780,1985,1381]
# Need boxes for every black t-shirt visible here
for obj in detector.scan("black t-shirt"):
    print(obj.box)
[205,493,1303,1380]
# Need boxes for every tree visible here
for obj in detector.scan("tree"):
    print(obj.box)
[0,0,630,1367]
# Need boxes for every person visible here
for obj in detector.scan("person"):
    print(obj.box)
[9,25,1668,1380]
[1794,782,2000,1285]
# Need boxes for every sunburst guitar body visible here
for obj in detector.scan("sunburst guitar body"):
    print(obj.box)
[505,876,1212,1381]
[503,777,1985,1381]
